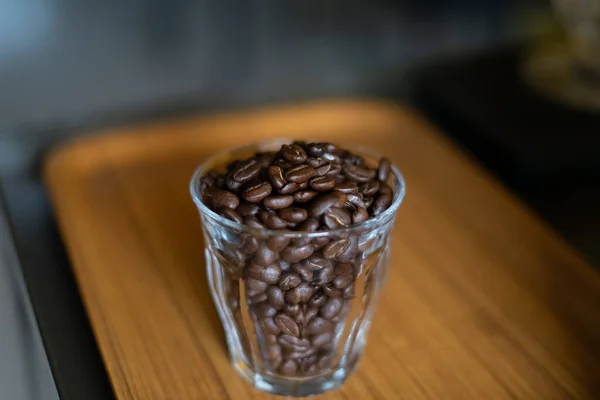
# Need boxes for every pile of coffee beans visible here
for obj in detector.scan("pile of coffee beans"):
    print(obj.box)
[198,141,394,377]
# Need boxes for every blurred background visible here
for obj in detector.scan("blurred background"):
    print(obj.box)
[0,0,598,399]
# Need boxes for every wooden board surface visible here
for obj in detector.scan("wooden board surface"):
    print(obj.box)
[44,101,600,399]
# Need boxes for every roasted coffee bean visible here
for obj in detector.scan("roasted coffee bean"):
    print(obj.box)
[232,159,261,183]
[306,316,332,335]
[312,332,333,348]
[325,163,342,177]
[333,264,354,289]
[304,307,319,325]
[274,313,300,336]
[279,182,299,194]
[323,152,342,164]
[377,157,391,182]
[294,190,318,203]
[379,182,393,196]
[214,176,226,188]
[334,181,359,194]
[279,272,301,290]
[352,207,369,224]
[346,193,366,209]
[205,187,240,209]
[263,195,294,210]
[304,254,332,271]
[265,334,278,345]
[267,165,286,189]
[372,193,393,216]
[360,181,380,197]
[267,236,291,252]
[266,286,285,309]
[253,302,278,318]
[219,208,243,224]
[322,238,350,259]
[240,235,259,254]
[314,264,334,286]
[343,285,355,299]
[225,176,244,192]
[323,207,351,229]
[314,162,332,176]
[281,144,307,165]
[248,292,268,304]
[286,348,316,360]
[292,263,313,281]
[243,216,266,229]
[259,211,288,229]
[342,164,376,183]
[280,360,298,376]
[199,175,214,192]
[284,303,301,316]
[308,291,328,308]
[249,263,281,284]
[278,259,291,272]
[246,278,268,297]
[298,218,320,232]
[308,192,346,217]
[311,236,330,249]
[282,244,315,263]
[261,317,280,334]
[237,202,260,216]
[323,284,342,298]
[268,344,282,361]
[285,282,315,305]
[254,243,277,266]
[306,157,327,168]
[321,297,343,320]
[242,182,272,202]
[306,143,326,157]
[279,207,308,223]
[336,235,358,263]
[279,335,310,350]
[308,176,335,191]
[286,164,316,183]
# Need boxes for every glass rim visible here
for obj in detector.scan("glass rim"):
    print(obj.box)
[190,139,406,238]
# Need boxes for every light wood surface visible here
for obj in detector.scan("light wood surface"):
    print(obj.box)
[44,101,600,399]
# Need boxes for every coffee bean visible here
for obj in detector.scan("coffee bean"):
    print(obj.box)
[379,182,393,197]
[304,254,332,271]
[279,182,299,194]
[225,176,244,192]
[323,285,342,298]
[293,190,318,203]
[282,244,315,263]
[243,215,266,229]
[248,291,268,304]
[265,334,278,345]
[312,332,333,348]
[373,193,393,216]
[242,182,272,202]
[360,181,380,197]
[325,163,342,177]
[377,157,391,182]
[306,317,333,335]
[263,195,294,210]
[297,218,320,232]
[279,335,310,350]
[261,317,280,334]
[323,153,341,164]
[281,144,307,165]
[323,207,351,229]
[346,193,366,209]
[259,211,288,229]
[278,260,291,272]
[333,273,353,289]
[314,264,334,285]
[292,263,313,281]
[205,187,240,209]
[239,235,259,254]
[304,307,319,325]
[261,265,282,284]
[267,236,291,252]
[268,344,282,361]
[267,165,286,189]
[237,202,260,216]
[321,297,343,319]
[335,236,358,262]
[322,238,350,259]
[308,291,328,308]
[311,237,330,249]
[306,143,326,157]
[342,164,376,183]
[254,243,277,266]
[285,282,315,305]
[253,302,278,318]
[352,207,369,224]
[308,192,346,217]
[286,165,316,183]
[306,157,327,168]
[199,175,215,193]
[274,313,300,336]
[343,285,355,299]
[308,176,335,191]
[280,360,298,376]
[279,208,308,223]
[219,208,243,224]
[286,348,316,360]
[279,272,301,291]
[232,159,261,183]
[284,303,301,316]
[266,286,285,309]
[334,181,359,194]
[246,278,268,297]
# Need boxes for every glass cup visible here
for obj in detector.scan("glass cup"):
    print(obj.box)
[190,139,405,397]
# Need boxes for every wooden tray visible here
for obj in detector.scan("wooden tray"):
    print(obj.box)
[44,101,600,399]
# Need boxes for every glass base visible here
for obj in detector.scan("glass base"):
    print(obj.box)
[232,358,358,397]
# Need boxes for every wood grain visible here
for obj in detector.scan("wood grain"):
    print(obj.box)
[44,100,600,399]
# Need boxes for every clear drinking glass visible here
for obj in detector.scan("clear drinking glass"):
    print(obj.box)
[190,139,405,397]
